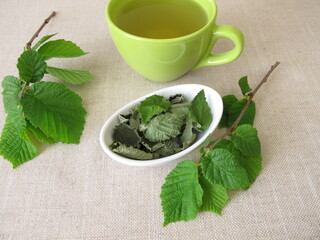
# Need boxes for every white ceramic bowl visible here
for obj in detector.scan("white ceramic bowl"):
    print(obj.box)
[99,84,223,167]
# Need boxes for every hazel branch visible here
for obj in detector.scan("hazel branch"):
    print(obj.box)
[26,11,56,50]
[19,11,56,99]
[204,61,280,152]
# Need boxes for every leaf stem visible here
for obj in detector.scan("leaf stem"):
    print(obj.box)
[18,82,28,99]
[204,61,280,152]
[26,11,56,50]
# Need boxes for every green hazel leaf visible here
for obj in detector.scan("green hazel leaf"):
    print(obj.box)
[227,98,256,127]
[232,124,261,157]
[20,82,86,144]
[219,95,238,128]
[201,139,240,160]
[2,106,27,143]
[180,119,196,149]
[5,107,26,133]
[238,154,262,185]
[140,112,185,142]
[46,66,93,85]
[215,139,262,184]
[37,39,88,60]
[2,76,22,114]
[160,160,203,226]
[0,114,37,168]
[111,143,154,160]
[169,102,190,120]
[26,121,57,144]
[32,33,57,50]
[113,123,141,147]
[17,50,47,83]
[200,148,250,189]
[138,95,170,123]
[169,94,185,104]
[199,176,229,215]
[215,139,238,153]
[189,90,212,132]
[155,139,180,157]
[238,76,252,96]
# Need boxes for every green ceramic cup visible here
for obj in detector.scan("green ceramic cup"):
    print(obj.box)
[106,0,244,82]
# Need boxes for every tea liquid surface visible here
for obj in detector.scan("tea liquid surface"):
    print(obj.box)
[114,0,207,39]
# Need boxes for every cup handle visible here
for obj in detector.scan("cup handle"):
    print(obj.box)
[193,25,244,69]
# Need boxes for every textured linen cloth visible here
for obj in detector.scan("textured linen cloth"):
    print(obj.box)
[0,0,319,239]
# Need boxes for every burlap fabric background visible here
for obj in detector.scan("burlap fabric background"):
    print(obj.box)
[0,0,319,239]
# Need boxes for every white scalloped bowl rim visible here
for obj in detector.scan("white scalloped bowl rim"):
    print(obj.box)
[99,84,223,167]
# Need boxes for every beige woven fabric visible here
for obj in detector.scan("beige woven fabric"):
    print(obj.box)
[0,0,319,239]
